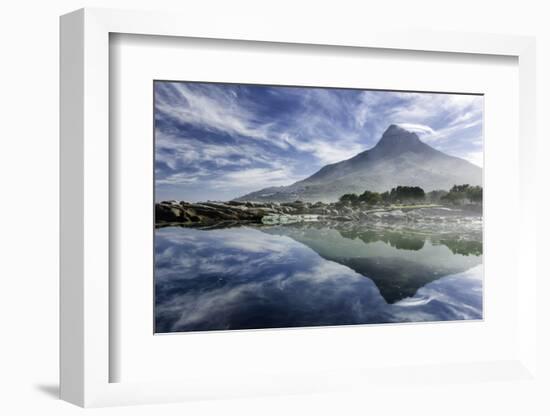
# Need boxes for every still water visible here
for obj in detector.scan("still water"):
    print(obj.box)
[154,224,482,333]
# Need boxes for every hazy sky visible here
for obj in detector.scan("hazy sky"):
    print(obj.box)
[154,81,483,202]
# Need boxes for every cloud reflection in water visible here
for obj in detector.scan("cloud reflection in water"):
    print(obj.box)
[155,226,482,333]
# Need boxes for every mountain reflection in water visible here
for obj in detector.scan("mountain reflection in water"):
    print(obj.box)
[155,224,482,333]
[262,225,482,304]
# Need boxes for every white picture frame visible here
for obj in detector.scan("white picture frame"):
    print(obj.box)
[60,7,537,407]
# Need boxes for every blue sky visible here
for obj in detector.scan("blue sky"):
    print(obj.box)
[155,81,483,202]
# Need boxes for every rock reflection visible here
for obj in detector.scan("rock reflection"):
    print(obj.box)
[340,229,426,251]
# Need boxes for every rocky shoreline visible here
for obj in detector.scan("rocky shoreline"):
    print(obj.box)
[155,200,480,228]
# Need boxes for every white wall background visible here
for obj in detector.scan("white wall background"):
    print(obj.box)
[0,1,548,415]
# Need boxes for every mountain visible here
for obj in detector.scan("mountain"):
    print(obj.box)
[236,124,482,202]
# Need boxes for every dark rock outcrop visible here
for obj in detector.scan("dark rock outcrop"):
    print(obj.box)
[154,199,461,227]
[155,200,278,225]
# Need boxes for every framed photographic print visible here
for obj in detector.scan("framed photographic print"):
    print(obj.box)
[153,82,484,333]
[60,8,538,407]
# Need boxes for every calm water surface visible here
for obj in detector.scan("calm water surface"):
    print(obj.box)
[154,224,482,333]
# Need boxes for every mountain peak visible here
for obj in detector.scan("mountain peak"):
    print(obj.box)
[373,124,424,155]
[379,124,421,143]
[384,124,407,134]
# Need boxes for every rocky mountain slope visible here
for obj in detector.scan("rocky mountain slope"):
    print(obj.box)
[236,124,482,202]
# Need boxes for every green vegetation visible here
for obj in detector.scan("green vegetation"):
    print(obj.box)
[389,186,425,201]
[426,189,448,203]
[339,190,384,206]
[338,184,482,207]
[359,190,382,205]
[439,238,483,256]
[339,193,360,205]
[441,184,482,205]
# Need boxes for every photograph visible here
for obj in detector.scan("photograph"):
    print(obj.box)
[154,81,484,333]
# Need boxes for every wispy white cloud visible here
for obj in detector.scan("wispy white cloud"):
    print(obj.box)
[284,134,365,164]
[156,173,201,186]
[156,82,287,149]
[210,166,304,190]
[396,123,436,136]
